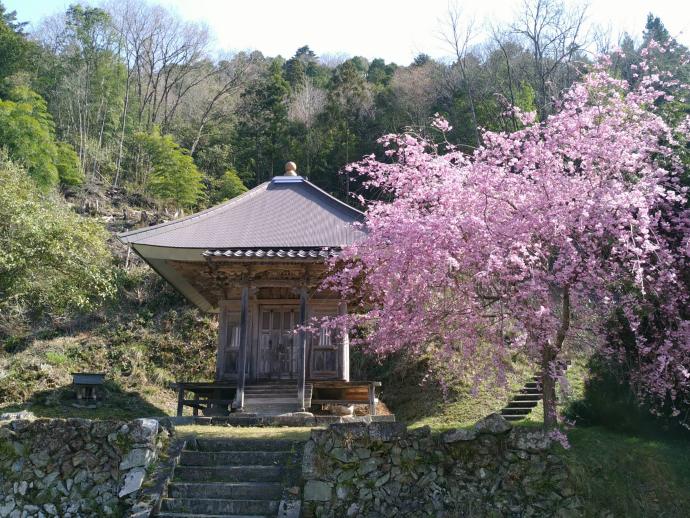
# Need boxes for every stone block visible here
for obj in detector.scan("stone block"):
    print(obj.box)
[118,467,146,497]
[130,418,158,445]
[474,413,513,435]
[304,480,333,501]
[119,448,155,470]
[442,428,478,443]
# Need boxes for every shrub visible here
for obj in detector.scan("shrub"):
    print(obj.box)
[0,154,115,333]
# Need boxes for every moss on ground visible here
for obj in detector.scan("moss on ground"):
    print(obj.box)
[175,425,313,441]
[563,426,690,517]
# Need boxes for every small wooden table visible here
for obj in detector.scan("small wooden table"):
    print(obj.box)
[174,382,237,417]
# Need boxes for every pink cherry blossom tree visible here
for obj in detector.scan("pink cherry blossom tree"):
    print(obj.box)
[323,49,690,428]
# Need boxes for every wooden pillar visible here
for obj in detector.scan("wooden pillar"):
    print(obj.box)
[368,383,377,416]
[297,287,308,411]
[215,301,228,381]
[339,301,350,381]
[176,385,184,417]
[234,286,249,411]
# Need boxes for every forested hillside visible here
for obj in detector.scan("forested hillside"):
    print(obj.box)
[4,0,676,206]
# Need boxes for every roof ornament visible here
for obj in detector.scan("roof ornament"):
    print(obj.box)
[284,161,298,176]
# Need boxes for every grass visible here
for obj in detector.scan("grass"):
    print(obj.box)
[382,352,538,432]
[563,426,690,517]
[176,425,314,441]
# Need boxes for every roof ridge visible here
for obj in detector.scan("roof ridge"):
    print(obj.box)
[301,178,365,217]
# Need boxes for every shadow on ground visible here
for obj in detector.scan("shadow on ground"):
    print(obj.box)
[0,379,167,420]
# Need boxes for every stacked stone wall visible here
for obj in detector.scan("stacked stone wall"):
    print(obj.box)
[0,413,169,517]
[301,414,581,517]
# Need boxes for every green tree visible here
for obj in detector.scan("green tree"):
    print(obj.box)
[0,2,34,82]
[0,154,114,331]
[0,86,61,188]
[133,128,204,207]
[212,168,248,203]
[43,4,124,182]
[326,59,372,193]
[55,141,83,186]
[235,59,290,183]
[367,58,396,86]
[643,13,671,44]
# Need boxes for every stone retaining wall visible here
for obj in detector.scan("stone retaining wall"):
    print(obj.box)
[0,413,169,517]
[301,414,581,517]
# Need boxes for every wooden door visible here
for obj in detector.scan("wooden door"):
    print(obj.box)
[217,309,243,380]
[258,306,297,379]
[309,310,339,379]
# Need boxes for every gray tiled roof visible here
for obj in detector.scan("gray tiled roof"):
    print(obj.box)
[118,176,365,249]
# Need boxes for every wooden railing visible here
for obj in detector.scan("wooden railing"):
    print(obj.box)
[173,380,382,417]
[173,382,237,417]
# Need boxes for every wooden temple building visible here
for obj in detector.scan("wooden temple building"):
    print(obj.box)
[118,162,380,417]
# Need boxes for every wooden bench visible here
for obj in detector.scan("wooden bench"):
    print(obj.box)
[174,382,237,417]
[309,381,382,416]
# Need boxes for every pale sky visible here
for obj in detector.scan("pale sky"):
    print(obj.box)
[6,0,690,65]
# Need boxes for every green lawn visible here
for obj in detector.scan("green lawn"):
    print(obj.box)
[176,425,313,441]
[563,426,690,517]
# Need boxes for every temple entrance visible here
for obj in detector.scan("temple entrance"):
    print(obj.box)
[258,305,298,379]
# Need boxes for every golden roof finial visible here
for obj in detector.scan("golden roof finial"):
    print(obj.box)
[284,161,298,176]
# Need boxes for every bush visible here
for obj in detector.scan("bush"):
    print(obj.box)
[55,141,83,186]
[0,154,114,333]
[566,354,689,437]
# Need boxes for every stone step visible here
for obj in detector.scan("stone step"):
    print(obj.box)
[500,407,531,416]
[524,381,541,389]
[505,400,539,409]
[180,450,292,467]
[193,439,301,452]
[243,390,312,398]
[502,414,526,421]
[244,394,297,408]
[168,482,283,500]
[245,384,299,390]
[520,388,542,395]
[157,513,269,518]
[242,404,303,416]
[174,465,283,483]
[244,387,297,394]
[161,497,279,515]
[513,394,541,402]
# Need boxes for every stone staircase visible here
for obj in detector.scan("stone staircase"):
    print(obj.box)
[243,381,313,416]
[501,375,543,421]
[157,438,302,518]
[500,361,571,422]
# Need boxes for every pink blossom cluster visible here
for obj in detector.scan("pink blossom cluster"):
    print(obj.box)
[323,49,690,423]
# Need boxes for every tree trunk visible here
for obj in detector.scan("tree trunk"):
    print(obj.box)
[542,285,571,429]
[541,345,558,428]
